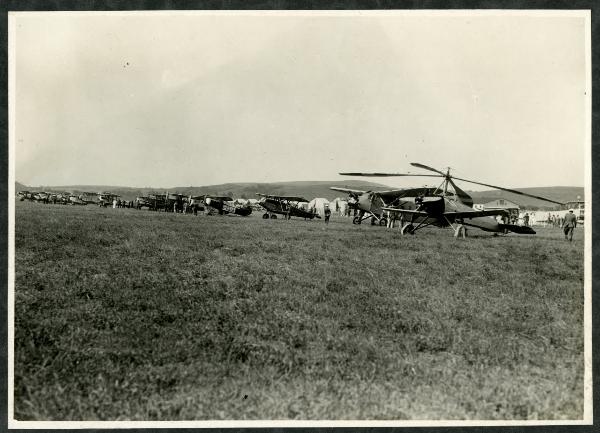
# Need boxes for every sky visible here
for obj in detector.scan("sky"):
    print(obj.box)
[10,11,589,190]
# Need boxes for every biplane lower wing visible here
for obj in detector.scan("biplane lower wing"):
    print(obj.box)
[382,208,429,217]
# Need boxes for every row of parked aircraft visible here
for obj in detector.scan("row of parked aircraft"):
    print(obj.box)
[17,189,320,219]
[17,163,565,237]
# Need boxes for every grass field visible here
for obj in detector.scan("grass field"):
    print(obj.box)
[13,201,585,421]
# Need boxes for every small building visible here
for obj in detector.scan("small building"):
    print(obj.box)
[562,199,584,211]
[562,198,585,223]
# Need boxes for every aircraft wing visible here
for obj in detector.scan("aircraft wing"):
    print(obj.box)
[256,193,308,202]
[329,187,366,194]
[382,208,430,217]
[382,207,507,219]
[443,209,508,219]
[206,195,233,201]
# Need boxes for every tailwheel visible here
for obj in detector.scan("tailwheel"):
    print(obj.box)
[352,216,361,225]
[262,213,270,219]
[379,218,387,227]
[401,223,415,235]
[270,214,277,219]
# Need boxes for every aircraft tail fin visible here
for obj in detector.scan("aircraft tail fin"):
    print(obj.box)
[499,224,536,235]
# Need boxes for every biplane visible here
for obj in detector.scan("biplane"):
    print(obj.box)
[32,191,49,202]
[77,191,99,205]
[135,195,153,210]
[139,194,169,211]
[97,192,121,207]
[16,191,34,201]
[341,163,564,237]
[330,186,437,226]
[187,195,205,213]
[68,194,88,205]
[256,194,321,220]
[53,192,71,205]
[167,193,187,213]
[204,195,253,216]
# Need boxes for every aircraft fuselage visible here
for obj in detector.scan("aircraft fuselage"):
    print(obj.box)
[259,198,318,219]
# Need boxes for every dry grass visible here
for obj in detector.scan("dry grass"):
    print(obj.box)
[13,201,584,420]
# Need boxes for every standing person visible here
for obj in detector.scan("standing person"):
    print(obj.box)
[386,210,395,228]
[563,209,577,242]
[324,205,331,224]
[523,213,529,227]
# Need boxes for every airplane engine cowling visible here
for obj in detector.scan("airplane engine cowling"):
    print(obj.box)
[419,196,445,215]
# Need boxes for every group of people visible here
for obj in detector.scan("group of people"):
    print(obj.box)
[546,213,568,228]
[110,199,135,209]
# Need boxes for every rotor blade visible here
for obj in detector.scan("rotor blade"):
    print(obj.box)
[410,162,447,176]
[451,176,565,205]
[339,172,442,178]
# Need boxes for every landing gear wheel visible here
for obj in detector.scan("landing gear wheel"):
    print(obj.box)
[379,218,387,227]
[262,213,269,219]
[401,223,415,235]
[454,224,468,238]
[270,214,277,219]
[352,216,361,225]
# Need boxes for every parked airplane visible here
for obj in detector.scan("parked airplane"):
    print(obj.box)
[256,194,320,220]
[204,195,252,216]
[341,163,563,236]
[330,186,436,226]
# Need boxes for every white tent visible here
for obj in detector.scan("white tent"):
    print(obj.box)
[329,197,349,216]
[297,202,310,211]
[308,197,330,217]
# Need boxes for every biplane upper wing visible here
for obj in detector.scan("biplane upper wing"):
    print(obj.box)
[256,193,308,202]
[206,195,233,201]
[329,187,367,194]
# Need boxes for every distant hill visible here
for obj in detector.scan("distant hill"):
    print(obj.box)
[15,181,29,192]
[15,181,583,209]
[15,180,391,201]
